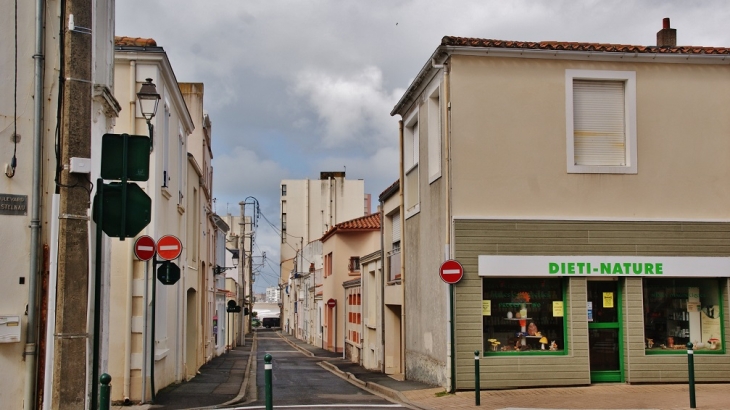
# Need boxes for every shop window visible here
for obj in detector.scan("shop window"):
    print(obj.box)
[643,278,723,353]
[482,278,566,354]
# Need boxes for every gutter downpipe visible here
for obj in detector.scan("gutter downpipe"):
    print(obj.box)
[432,57,454,393]
[379,199,385,373]
[398,120,406,378]
[442,59,454,394]
[124,59,137,403]
[24,0,45,408]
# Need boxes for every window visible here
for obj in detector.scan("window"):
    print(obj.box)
[404,111,419,216]
[643,278,723,353]
[348,256,360,272]
[427,86,441,183]
[565,69,637,174]
[482,278,565,354]
[281,184,287,196]
[324,252,333,278]
[162,103,170,187]
[178,130,185,205]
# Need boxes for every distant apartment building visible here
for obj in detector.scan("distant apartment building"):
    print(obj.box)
[280,172,368,335]
[266,287,281,303]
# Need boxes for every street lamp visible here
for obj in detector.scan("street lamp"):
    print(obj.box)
[136,78,160,150]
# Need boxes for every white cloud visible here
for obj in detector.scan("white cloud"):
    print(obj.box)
[293,66,402,149]
[212,146,288,207]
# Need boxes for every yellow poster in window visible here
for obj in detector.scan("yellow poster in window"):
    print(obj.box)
[603,292,614,308]
[482,300,491,316]
[553,301,564,317]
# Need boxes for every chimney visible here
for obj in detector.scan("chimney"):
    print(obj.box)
[657,17,676,47]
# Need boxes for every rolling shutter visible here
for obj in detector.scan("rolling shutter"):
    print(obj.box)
[573,80,626,166]
[392,211,401,243]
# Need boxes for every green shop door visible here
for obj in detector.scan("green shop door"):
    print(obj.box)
[587,280,624,383]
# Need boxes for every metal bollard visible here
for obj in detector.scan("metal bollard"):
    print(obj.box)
[686,342,696,409]
[265,353,273,410]
[474,350,481,406]
[99,373,112,410]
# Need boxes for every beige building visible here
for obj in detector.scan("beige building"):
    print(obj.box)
[110,37,194,402]
[391,20,730,391]
[279,172,367,338]
[0,2,118,408]
[321,213,380,353]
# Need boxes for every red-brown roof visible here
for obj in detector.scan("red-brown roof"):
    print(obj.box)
[115,36,157,47]
[321,213,381,242]
[441,36,730,55]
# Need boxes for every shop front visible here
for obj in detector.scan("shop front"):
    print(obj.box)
[453,220,730,390]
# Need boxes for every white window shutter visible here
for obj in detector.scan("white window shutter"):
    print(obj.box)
[392,211,400,243]
[573,80,626,166]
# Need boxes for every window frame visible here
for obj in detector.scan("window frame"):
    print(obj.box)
[403,109,420,218]
[426,83,441,184]
[642,277,725,355]
[565,69,637,174]
[482,277,569,356]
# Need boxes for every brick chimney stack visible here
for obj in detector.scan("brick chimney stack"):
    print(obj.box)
[657,17,676,47]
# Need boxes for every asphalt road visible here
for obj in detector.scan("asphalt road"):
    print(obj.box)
[236,329,408,409]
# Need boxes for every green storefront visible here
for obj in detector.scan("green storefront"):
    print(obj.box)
[453,220,730,389]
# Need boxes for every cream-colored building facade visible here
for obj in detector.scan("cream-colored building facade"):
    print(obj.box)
[392,22,730,390]
[279,172,366,337]
[0,1,118,408]
[321,214,380,353]
[109,38,194,402]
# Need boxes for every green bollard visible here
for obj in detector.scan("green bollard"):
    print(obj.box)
[99,373,112,410]
[265,353,273,410]
[474,350,481,406]
[687,342,696,409]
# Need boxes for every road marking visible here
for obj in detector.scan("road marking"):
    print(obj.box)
[260,350,299,353]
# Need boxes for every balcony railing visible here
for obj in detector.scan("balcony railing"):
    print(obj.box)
[387,249,401,282]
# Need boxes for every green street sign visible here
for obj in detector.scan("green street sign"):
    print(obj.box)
[92,182,151,238]
[101,133,150,181]
[157,261,181,285]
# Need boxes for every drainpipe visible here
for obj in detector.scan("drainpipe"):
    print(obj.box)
[379,201,385,373]
[124,60,136,403]
[123,242,134,402]
[398,120,406,378]
[24,0,45,408]
[439,58,454,392]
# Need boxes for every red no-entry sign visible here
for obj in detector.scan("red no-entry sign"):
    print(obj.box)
[439,260,464,284]
[133,235,156,261]
[326,298,337,308]
[157,235,182,261]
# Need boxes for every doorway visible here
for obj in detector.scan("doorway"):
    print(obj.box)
[587,280,624,383]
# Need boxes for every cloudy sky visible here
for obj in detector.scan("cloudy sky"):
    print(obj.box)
[116,0,730,291]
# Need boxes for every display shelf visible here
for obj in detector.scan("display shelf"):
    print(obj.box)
[506,318,532,321]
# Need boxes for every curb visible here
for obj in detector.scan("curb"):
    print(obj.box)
[278,331,315,357]
[216,333,257,408]
[318,361,431,410]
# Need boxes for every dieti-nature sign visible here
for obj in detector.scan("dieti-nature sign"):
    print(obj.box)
[478,255,730,278]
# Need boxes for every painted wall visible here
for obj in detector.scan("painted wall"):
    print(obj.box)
[448,55,730,219]
[322,230,380,353]
[110,51,193,401]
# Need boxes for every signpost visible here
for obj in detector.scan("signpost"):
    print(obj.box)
[156,261,181,285]
[157,235,182,260]
[134,235,156,261]
[440,259,464,284]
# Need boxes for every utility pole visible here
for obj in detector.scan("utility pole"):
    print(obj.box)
[53,0,93,408]
[240,197,259,338]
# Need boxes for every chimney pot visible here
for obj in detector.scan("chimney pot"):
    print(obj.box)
[663,17,670,29]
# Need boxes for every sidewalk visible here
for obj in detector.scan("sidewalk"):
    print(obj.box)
[279,332,730,410]
[112,334,254,410]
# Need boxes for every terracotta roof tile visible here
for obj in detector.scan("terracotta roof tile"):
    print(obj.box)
[115,36,157,47]
[321,213,381,242]
[441,36,730,55]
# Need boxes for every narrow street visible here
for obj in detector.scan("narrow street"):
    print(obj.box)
[235,329,409,409]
